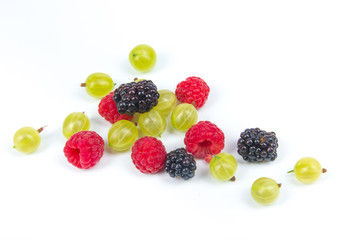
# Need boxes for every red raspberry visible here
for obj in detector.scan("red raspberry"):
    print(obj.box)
[175,76,210,108]
[184,121,225,159]
[131,136,167,173]
[63,131,105,169]
[98,92,133,124]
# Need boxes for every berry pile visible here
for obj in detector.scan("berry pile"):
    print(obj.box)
[12,44,327,206]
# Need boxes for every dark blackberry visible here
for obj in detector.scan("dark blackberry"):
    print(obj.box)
[237,128,278,163]
[165,148,197,180]
[113,79,160,116]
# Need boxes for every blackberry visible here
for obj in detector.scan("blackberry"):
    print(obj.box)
[237,128,279,163]
[165,148,197,180]
[113,79,160,116]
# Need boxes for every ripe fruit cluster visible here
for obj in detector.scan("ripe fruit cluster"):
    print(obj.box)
[12,44,327,206]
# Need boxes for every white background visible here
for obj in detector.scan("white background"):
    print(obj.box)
[1,0,359,239]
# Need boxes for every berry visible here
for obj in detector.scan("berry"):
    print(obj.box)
[237,128,279,163]
[153,89,177,116]
[98,92,133,124]
[63,131,105,169]
[108,120,138,152]
[129,44,157,73]
[81,72,114,98]
[62,112,90,139]
[113,79,160,116]
[13,126,45,153]
[138,109,166,137]
[288,157,327,184]
[171,103,198,132]
[209,153,237,181]
[251,177,281,205]
[165,148,197,180]
[175,76,210,108]
[184,121,225,159]
[131,137,166,173]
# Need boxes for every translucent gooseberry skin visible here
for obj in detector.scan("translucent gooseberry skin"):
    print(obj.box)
[171,103,198,132]
[209,153,237,181]
[293,157,323,184]
[138,109,166,137]
[84,72,114,98]
[108,120,138,152]
[13,127,41,153]
[251,177,281,205]
[62,112,90,139]
[153,90,177,116]
[129,44,157,73]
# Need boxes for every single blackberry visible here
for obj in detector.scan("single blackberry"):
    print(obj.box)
[237,128,278,163]
[165,148,197,180]
[113,79,160,116]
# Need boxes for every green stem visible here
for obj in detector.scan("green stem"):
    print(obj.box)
[287,170,294,174]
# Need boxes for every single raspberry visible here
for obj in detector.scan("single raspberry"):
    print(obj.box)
[98,92,133,124]
[184,121,225,159]
[131,136,167,173]
[175,76,210,108]
[63,131,105,169]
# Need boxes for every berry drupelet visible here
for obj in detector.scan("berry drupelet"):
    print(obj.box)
[113,79,160,116]
[165,148,197,180]
[237,128,279,163]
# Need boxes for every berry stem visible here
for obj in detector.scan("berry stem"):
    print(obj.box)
[287,170,294,174]
[37,125,47,133]
[230,176,236,182]
[278,183,282,188]
[80,83,86,87]
[322,168,327,173]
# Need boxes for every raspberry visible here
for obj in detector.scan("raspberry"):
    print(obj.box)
[184,121,225,159]
[237,128,279,162]
[98,92,133,124]
[165,148,197,180]
[63,131,105,169]
[113,80,160,116]
[131,136,167,173]
[175,76,210,108]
